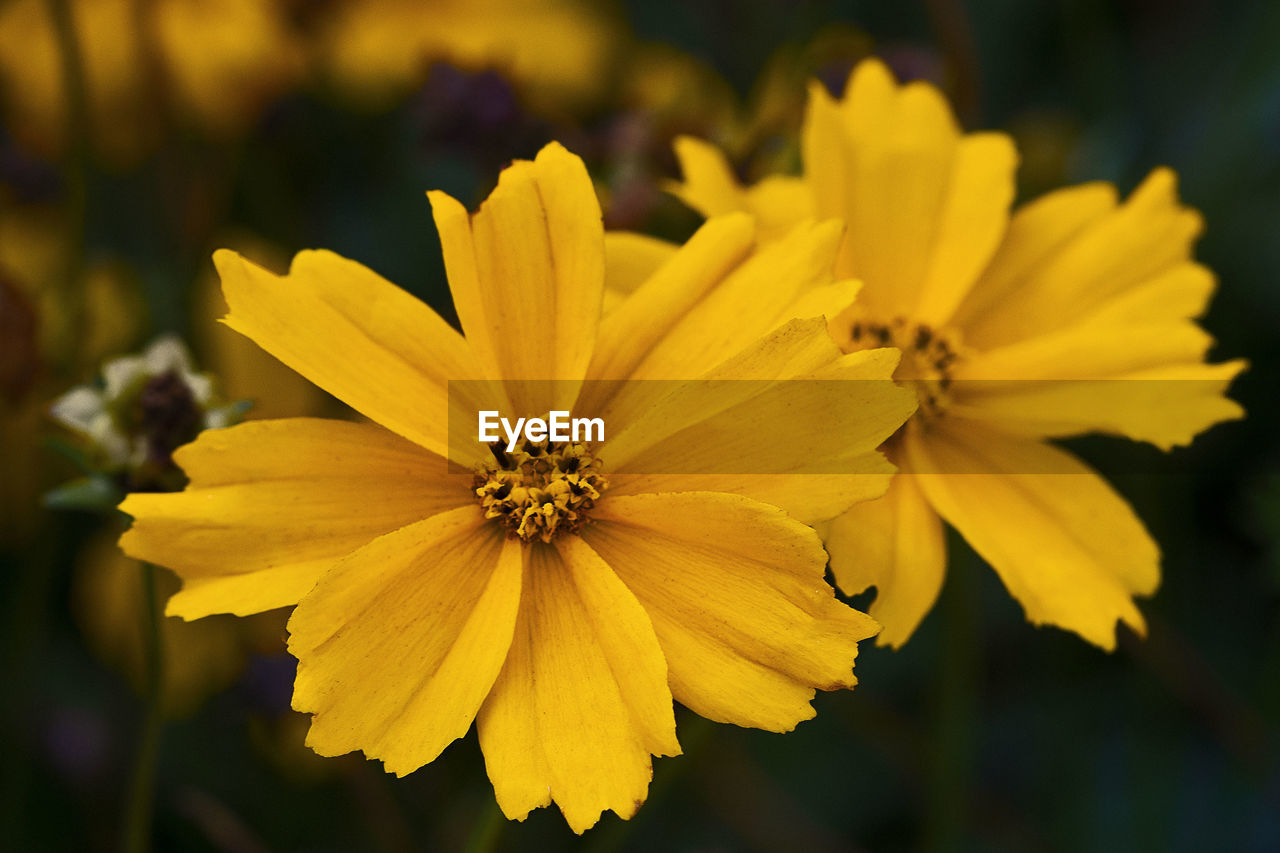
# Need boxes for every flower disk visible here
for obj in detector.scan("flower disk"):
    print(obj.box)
[837,312,964,417]
[473,441,608,543]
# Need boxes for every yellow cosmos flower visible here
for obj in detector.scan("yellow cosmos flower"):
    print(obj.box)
[118,143,916,832]
[315,0,620,114]
[0,0,303,165]
[669,59,1247,650]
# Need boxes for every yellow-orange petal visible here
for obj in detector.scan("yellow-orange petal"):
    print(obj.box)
[668,135,815,238]
[603,230,679,303]
[288,506,523,776]
[802,60,1017,324]
[428,141,603,415]
[596,218,852,393]
[822,472,946,648]
[586,492,879,732]
[604,328,912,482]
[905,421,1158,650]
[477,539,677,834]
[214,248,479,457]
[119,419,470,618]
[948,360,1246,450]
[957,168,1205,349]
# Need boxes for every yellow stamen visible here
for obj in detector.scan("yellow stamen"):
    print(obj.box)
[473,441,608,543]
[840,314,965,417]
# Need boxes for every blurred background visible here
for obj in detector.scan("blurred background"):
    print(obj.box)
[1,0,1277,850]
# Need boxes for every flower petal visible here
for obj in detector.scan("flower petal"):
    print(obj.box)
[119,419,470,618]
[214,248,478,456]
[586,492,879,732]
[905,421,1158,650]
[956,168,1205,349]
[949,360,1247,450]
[477,539,677,834]
[587,217,855,429]
[288,506,523,776]
[803,60,1016,324]
[603,230,679,297]
[603,324,913,482]
[821,472,946,648]
[428,141,603,415]
[669,135,815,238]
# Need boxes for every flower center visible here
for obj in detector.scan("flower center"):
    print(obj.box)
[840,314,964,417]
[473,440,608,543]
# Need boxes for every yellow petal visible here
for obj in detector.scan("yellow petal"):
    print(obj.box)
[603,230,679,296]
[904,421,1158,650]
[215,248,478,457]
[949,360,1246,450]
[193,252,327,420]
[668,135,747,219]
[428,142,603,415]
[582,213,755,412]
[822,472,946,648]
[668,136,815,238]
[477,540,676,834]
[605,219,848,383]
[604,333,913,481]
[289,507,523,776]
[607,468,890,525]
[949,182,1119,341]
[119,419,470,618]
[957,168,1204,348]
[586,492,879,731]
[803,60,1017,324]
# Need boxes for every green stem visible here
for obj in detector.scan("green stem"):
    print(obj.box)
[923,546,980,852]
[462,796,505,853]
[122,563,165,853]
[45,0,90,372]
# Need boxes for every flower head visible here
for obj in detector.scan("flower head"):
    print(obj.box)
[0,0,303,165]
[670,59,1247,649]
[119,143,915,832]
[52,335,244,492]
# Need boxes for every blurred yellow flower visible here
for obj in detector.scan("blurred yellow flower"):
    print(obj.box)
[119,143,915,832]
[0,0,304,165]
[73,525,285,717]
[670,59,1246,649]
[0,193,138,543]
[315,0,621,115]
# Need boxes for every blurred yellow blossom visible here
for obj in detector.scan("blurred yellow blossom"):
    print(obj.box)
[0,0,304,165]
[73,525,287,717]
[314,0,622,115]
[0,192,138,542]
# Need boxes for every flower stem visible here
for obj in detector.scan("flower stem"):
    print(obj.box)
[462,796,505,853]
[122,562,165,853]
[45,0,91,370]
[923,545,980,851]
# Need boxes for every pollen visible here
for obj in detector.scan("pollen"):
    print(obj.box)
[473,440,608,543]
[843,314,965,417]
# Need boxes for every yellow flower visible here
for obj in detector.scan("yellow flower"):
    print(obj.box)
[118,143,916,832]
[0,0,303,165]
[669,59,1247,650]
[315,0,621,115]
